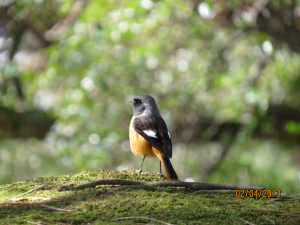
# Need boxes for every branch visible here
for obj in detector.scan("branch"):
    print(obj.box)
[58,178,265,192]
[12,76,24,101]
[171,103,300,145]
[44,0,87,41]
[0,3,51,47]
[41,204,74,212]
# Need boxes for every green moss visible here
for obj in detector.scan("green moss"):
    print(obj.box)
[1,169,299,224]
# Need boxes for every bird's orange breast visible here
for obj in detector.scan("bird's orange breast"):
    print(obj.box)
[129,116,157,157]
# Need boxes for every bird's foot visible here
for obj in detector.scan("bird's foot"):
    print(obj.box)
[138,169,145,174]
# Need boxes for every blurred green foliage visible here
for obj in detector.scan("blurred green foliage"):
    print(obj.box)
[0,0,300,194]
[285,121,300,135]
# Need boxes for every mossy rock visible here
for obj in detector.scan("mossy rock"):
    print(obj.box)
[1,169,299,224]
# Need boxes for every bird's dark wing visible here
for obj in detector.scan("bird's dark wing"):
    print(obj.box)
[133,117,172,158]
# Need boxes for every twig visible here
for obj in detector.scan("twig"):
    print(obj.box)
[0,184,13,189]
[267,204,279,210]
[41,204,74,212]
[58,178,265,192]
[6,197,51,202]
[1,198,61,205]
[26,220,45,225]
[263,215,275,225]
[13,184,48,198]
[110,216,174,225]
[239,218,256,225]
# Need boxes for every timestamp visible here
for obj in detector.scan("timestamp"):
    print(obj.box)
[236,189,281,198]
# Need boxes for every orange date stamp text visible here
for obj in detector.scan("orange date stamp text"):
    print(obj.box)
[236,189,281,198]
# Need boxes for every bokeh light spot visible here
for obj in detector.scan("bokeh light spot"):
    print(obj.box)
[89,133,101,145]
[140,0,154,10]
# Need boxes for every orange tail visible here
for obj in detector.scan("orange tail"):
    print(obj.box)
[158,153,178,181]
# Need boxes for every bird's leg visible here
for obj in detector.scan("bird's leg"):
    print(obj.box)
[138,156,145,173]
[157,161,162,175]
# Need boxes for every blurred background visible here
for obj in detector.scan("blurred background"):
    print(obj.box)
[0,0,300,193]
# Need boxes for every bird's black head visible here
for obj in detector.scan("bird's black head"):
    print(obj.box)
[129,94,160,116]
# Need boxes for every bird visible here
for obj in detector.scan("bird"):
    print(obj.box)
[129,94,178,181]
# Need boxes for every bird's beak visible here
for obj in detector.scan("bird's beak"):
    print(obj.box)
[129,100,134,103]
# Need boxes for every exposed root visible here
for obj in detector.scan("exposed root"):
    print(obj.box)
[58,178,265,193]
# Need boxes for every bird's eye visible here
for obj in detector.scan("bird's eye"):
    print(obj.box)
[135,100,141,105]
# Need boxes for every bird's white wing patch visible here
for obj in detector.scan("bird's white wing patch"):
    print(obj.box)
[143,130,157,138]
[168,132,170,138]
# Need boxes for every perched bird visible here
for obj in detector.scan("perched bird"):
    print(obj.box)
[129,94,178,181]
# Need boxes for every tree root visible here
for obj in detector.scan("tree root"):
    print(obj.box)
[194,190,237,194]
[116,185,161,192]
[58,178,265,192]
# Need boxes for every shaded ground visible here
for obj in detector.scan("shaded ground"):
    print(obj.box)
[0,169,299,224]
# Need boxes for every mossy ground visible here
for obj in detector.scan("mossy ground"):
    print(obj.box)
[0,169,299,224]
